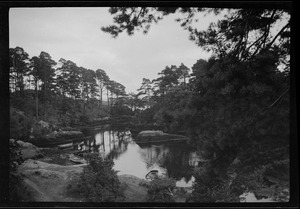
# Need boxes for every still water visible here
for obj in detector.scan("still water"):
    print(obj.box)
[75,129,201,187]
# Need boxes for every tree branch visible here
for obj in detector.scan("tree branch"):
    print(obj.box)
[244,9,277,57]
[244,32,266,54]
[262,9,277,48]
[265,21,290,50]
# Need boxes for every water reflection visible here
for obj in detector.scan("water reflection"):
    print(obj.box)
[75,129,201,187]
[76,130,131,159]
[138,143,195,185]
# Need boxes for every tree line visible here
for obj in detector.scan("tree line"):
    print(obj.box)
[9,47,128,126]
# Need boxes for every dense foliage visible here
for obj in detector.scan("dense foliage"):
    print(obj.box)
[67,153,124,202]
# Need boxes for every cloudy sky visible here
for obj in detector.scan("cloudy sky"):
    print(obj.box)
[9,7,218,93]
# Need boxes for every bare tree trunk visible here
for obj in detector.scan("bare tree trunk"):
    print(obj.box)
[35,79,39,120]
[16,71,20,92]
[110,93,114,108]
[98,84,101,107]
[100,88,103,109]
[107,89,109,107]
[83,95,86,113]
[43,81,47,121]
[102,132,105,151]
[20,76,24,95]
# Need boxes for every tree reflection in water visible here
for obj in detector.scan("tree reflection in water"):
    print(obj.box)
[138,142,196,184]
[75,128,203,187]
[76,130,130,159]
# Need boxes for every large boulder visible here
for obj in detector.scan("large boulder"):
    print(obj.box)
[15,140,44,160]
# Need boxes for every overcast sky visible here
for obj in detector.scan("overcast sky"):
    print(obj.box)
[9,7,218,93]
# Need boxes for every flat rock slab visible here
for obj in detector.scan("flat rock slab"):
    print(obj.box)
[17,159,86,202]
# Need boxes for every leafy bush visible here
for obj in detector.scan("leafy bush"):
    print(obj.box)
[147,175,176,202]
[67,153,124,202]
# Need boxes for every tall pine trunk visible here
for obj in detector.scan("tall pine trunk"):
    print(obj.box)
[110,93,113,109]
[107,89,109,107]
[98,83,103,109]
[100,88,103,110]
[35,79,39,120]
[83,94,86,113]
[43,81,47,121]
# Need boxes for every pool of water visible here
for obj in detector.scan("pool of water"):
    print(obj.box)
[75,129,200,187]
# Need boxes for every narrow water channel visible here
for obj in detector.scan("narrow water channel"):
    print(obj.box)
[74,129,200,187]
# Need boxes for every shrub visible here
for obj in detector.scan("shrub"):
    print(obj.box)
[147,175,176,202]
[67,153,124,202]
